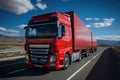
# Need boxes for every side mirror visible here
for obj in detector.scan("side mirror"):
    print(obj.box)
[58,24,65,39]
[24,26,28,38]
[24,26,27,29]
[58,25,62,38]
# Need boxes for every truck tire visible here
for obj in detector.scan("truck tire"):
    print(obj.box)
[85,49,90,57]
[91,49,94,53]
[94,48,97,52]
[63,54,70,69]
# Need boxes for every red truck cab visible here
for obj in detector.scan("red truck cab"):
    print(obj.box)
[24,11,97,70]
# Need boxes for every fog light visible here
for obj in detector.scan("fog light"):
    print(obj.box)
[50,56,56,62]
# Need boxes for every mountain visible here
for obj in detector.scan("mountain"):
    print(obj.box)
[0,35,25,42]
[113,41,120,46]
[97,40,120,46]
[0,34,119,46]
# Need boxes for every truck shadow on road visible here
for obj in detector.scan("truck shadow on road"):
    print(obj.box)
[1,67,51,78]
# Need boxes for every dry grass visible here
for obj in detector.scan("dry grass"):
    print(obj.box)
[114,46,120,53]
[0,42,24,50]
[0,52,25,59]
[0,42,25,59]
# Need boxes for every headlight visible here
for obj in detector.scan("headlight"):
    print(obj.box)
[25,54,29,60]
[50,56,56,62]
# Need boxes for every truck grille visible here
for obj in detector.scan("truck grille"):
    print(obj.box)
[29,44,51,64]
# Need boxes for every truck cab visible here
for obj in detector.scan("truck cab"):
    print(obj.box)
[25,12,72,70]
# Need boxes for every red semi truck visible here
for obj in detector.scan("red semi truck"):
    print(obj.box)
[24,11,97,70]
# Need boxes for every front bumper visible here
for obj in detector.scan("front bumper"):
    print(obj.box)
[26,60,63,70]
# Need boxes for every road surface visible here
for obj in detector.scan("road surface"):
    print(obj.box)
[0,47,120,80]
[86,48,120,80]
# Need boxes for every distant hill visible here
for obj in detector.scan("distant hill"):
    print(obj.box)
[97,40,120,46]
[113,41,120,46]
[0,35,120,46]
[0,35,25,42]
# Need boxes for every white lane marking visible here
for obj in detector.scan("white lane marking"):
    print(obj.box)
[66,50,104,80]
[92,54,99,59]
[0,61,24,67]
[7,68,26,75]
[66,60,91,80]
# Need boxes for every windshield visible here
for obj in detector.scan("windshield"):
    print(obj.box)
[26,23,58,38]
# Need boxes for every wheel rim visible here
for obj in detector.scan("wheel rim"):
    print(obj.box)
[79,54,82,60]
[64,55,69,68]
[79,51,82,60]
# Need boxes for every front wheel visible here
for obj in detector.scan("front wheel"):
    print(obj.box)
[63,54,70,69]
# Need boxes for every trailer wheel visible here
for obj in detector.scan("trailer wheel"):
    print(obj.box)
[85,49,90,57]
[94,48,97,52]
[91,49,94,53]
[63,54,70,69]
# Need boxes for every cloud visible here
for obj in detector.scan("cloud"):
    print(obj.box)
[0,27,19,36]
[35,0,47,10]
[0,27,19,33]
[86,18,101,21]
[86,25,91,28]
[103,18,115,23]
[96,35,120,41]
[0,27,6,31]
[85,18,92,21]
[93,22,112,28]
[0,0,47,14]
[0,0,34,15]
[94,18,100,21]
[93,18,115,28]
[85,18,115,28]
[17,24,27,29]
[36,3,47,10]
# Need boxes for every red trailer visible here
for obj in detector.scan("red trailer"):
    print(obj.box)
[24,11,97,70]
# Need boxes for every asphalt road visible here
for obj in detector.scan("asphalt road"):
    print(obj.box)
[0,47,120,80]
[86,48,120,80]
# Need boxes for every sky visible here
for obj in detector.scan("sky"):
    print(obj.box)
[0,0,120,41]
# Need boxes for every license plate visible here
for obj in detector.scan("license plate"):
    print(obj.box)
[35,64,43,68]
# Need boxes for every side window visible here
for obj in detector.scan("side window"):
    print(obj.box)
[61,25,65,33]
